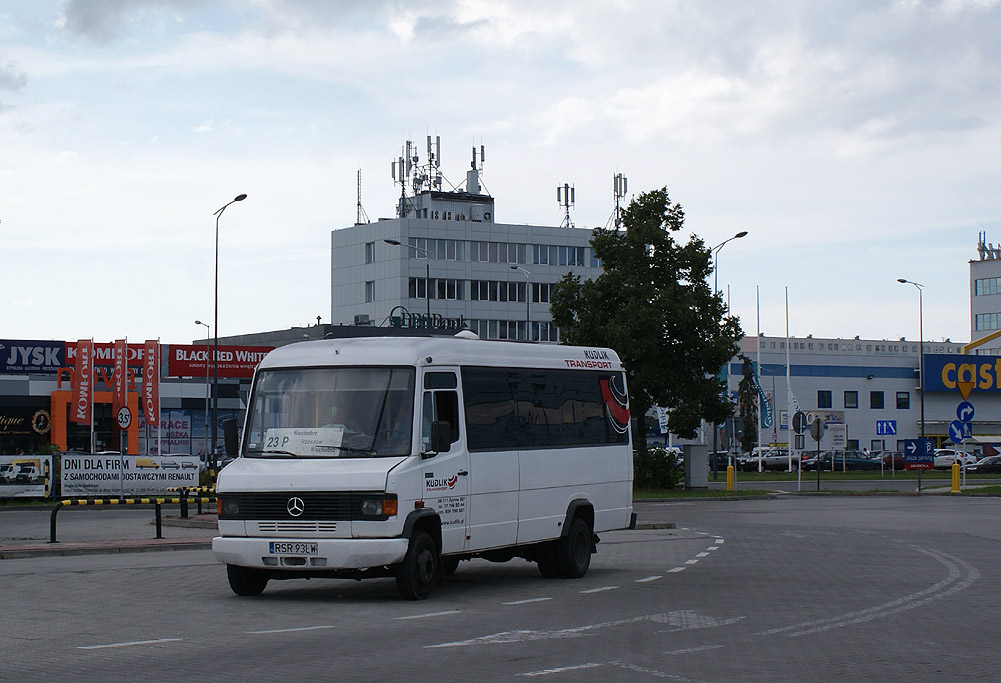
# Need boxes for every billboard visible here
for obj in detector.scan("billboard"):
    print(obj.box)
[167,344,272,378]
[0,455,52,498]
[924,354,1001,393]
[60,454,199,496]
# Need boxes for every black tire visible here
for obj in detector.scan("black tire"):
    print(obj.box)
[227,564,268,596]
[556,517,592,578]
[536,541,561,578]
[442,556,460,576]
[395,531,439,600]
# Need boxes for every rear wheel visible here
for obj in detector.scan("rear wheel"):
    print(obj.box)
[556,517,592,578]
[226,565,268,596]
[395,531,439,600]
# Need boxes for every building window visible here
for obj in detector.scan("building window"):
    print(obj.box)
[533,282,554,304]
[844,391,858,409]
[870,391,884,409]
[365,281,375,303]
[818,390,832,409]
[871,439,884,452]
[847,439,859,450]
[975,277,1001,296]
[975,313,1001,331]
[896,392,910,409]
[365,242,375,264]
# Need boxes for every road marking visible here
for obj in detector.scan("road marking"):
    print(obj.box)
[504,597,552,606]
[247,625,337,634]
[580,586,618,594]
[668,566,686,573]
[684,559,699,565]
[707,546,719,551]
[78,638,182,650]
[395,610,461,620]
[715,538,725,544]
[663,644,725,655]
[519,663,603,677]
[696,552,709,557]
[635,575,662,583]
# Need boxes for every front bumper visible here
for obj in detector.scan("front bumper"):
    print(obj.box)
[212,536,409,570]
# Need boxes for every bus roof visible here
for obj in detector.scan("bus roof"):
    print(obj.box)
[257,336,624,373]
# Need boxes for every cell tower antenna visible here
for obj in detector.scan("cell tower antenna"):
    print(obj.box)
[557,182,575,229]
[355,168,370,225]
[613,173,628,230]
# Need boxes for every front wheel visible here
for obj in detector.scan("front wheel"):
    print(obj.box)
[395,531,439,600]
[227,564,268,596]
[556,517,592,578]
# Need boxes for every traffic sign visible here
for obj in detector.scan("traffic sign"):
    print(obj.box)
[903,438,934,470]
[948,419,966,444]
[117,406,132,430]
[792,411,808,434]
[957,401,975,423]
[810,418,826,441]
[875,420,897,436]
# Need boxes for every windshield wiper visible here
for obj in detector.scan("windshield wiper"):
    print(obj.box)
[246,448,299,457]
[313,444,374,455]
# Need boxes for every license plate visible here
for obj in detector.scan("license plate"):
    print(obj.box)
[269,542,318,555]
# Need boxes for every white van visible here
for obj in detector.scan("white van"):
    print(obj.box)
[212,336,633,599]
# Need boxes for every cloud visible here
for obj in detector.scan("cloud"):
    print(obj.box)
[0,60,26,91]
[57,0,199,42]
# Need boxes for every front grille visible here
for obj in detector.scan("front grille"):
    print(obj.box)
[256,521,338,533]
[219,491,386,521]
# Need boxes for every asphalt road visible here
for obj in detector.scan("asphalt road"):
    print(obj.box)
[1,496,998,681]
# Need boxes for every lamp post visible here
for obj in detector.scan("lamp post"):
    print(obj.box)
[713,231,748,294]
[510,266,531,340]
[212,193,246,466]
[710,230,747,478]
[385,239,432,332]
[897,278,925,440]
[194,320,210,460]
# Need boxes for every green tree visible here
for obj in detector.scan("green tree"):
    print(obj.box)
[737,355,759,454]
[550,187,743,444]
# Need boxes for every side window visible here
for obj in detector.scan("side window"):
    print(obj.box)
[421,372,460,451]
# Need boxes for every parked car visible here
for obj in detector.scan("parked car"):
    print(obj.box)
[802,450,882,471]
[875,451,906,470]
[964,455,1001,474]
[739,448,798,471]
[934,448,977,469]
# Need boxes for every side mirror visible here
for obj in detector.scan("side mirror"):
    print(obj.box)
[223,418,239,456]
[427,420,452,456]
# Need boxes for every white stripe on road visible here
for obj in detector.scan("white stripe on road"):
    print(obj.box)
[504,597,553,606]
[395,610,461,620]
[635,575,662,583]
[684,559,699,565]
[668,567,686,573]
[519,663,603,677]
[580,586,618,594]
[247,625,337,634]
[78,638,182,650]
[696,552,710,557]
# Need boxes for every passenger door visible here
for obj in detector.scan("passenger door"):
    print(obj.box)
[419,370,469,554]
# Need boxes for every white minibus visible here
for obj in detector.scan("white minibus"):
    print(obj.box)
[212,335,633,599]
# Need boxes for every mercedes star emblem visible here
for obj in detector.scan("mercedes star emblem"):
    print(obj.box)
[286,497,305,517]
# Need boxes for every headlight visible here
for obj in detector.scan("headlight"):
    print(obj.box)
[360,496,398,517]
[221,499,240,516]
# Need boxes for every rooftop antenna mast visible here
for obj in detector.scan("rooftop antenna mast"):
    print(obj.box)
[557,182,575,228]
[355,168,370,225]
[613,173,627,230]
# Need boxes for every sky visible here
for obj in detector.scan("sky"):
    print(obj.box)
[1,0,999,347]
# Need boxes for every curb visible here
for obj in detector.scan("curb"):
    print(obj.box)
[0,537,213,560]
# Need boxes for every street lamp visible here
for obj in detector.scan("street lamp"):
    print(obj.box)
[385,239,432,331]
[194,320,210,460]
[510,266,531,340]
[712,231,748,294]
[212,193,246,465]
[710,230,747,477]
[897,278,925,440]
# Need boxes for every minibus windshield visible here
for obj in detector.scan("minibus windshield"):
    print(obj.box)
[243,366,415,458]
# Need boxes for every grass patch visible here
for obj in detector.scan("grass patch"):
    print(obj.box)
[634,488,773,499]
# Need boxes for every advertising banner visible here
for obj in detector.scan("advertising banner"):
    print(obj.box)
[70,340,93,425]
[139,412,192,454]
[1,340,66,374]
[0,455,52,498]
[66,341,147,367]
[924,354,1001,393]
[60,454,199,496]
[113,339,128,416]
[168,344,272,378]
[143,340,160,426]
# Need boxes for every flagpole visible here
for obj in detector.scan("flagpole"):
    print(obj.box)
[756,286,763,472]
[157,339,162,459]
[89,339,95,455]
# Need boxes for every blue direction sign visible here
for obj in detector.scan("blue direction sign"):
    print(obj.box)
[903,438,934,470]
[948,419,967,444]
[876,420,897,436]
[957,401,975,423]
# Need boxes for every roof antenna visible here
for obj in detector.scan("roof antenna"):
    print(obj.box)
[557,182,575,228]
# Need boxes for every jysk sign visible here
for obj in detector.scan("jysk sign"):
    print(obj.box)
[924,354,1001,393]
